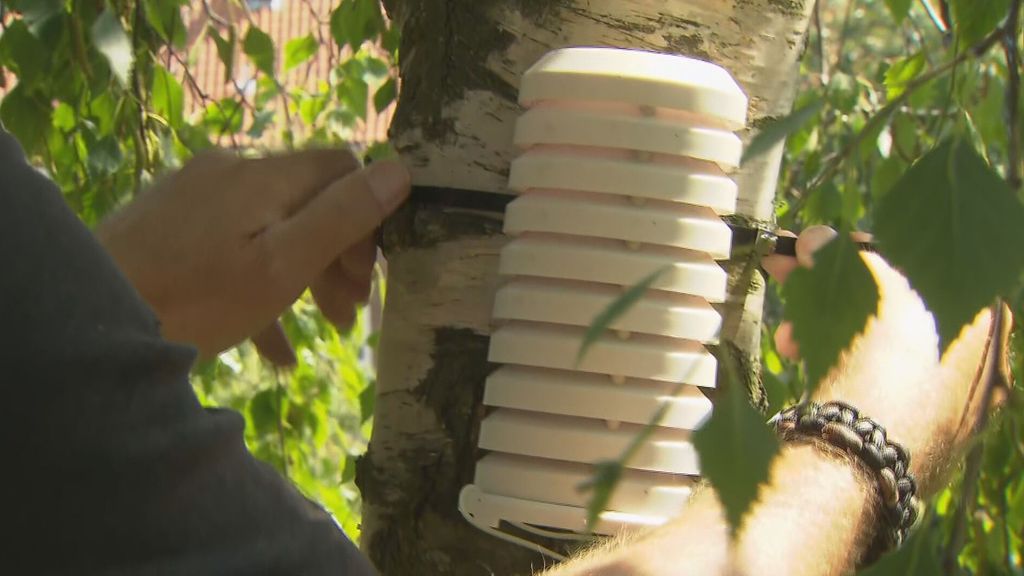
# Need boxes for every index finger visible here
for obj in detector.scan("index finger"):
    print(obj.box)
[261,160,410,294]
[240,148,362,213]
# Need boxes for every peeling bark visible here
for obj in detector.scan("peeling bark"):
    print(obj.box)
[360,2,814,574]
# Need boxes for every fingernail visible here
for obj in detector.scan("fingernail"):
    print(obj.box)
[366,160,411,214]
[796,225,838,268]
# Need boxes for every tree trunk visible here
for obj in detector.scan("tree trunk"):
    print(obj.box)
[357,2,814,574]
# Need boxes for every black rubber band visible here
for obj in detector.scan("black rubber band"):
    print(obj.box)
[396,185,877,258]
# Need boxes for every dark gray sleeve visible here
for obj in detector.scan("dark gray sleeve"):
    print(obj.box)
[0,129,375,576]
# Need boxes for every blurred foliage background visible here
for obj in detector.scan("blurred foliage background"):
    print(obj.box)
[1,0,1023,573]
[0,0,397,542]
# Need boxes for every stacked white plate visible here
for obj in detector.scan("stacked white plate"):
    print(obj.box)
[460,47,748,539]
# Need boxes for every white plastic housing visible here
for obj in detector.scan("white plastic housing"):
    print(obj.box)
[459,47,748,543]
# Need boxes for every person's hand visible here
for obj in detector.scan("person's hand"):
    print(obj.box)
[761,225,1012,490]
[96,149,410,365]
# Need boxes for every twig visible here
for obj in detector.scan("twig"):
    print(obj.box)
[943,440,984,575]
[928,35,960,140]
[814,0,829,86]
[202,0,232,28]
[1002,0,1022,189]
[805,26,1004,193]
[274,370,290,479]
[937,0,953,32]
[944,302,1008,575]
[920,0,950,36]
[831,0,857,77]
[131,2,149,194]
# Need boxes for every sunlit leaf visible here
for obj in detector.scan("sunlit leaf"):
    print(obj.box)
[91,9,134,87]
[575,266,670,365]
[284,34,318,72]
[359,381,376,424]
[202,98,245,135]
[884,53,926,100]
[874,138,1024,350]
[784,234,879,391]
[243,26,276,76]
[151,64,184,130]
[693,353,780,534]
[329,0,383,51]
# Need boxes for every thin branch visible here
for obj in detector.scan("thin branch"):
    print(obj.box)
[831,0,858,77]
[274,370,290,479]
[1002,0,1022,189]
[805,26,1004,193]
[945,302,1009,575]
[928,35,960,140]
[937,0,954,32]
[131,2,149,194]
[202,0,232,28]
[920,0,951,36]
[814,0,829,86]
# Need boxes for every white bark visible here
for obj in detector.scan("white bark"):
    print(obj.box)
[360,2,815,574]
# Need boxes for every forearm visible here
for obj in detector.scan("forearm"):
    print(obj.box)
[548,445,875,576]
[546,256,1007,576]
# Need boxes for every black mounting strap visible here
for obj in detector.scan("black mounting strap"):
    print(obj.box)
[395,185,873,258]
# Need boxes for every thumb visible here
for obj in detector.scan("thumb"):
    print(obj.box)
[262,160,410,292]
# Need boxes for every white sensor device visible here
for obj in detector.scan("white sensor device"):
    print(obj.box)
[458,47,748,554]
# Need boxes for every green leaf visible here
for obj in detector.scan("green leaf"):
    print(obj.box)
[742,99,823,165]
[248,389,279,436]
[202,98,245,135]
[284,34,319,72]
[874,138,1024,349]
[575,266,670,365]
[341,455,357,483]
[856,526,941,575]
[578,460,623,530]
[209,25,237,84]
[3,0,64,26]
[337,76,368,121]
[0,20,48,87]
[374,78,397,113]
[783,234,879,391]
[884,53,926,100]
[143,0,187,49]
[950,0,1009,45]
[247,109,276,139]
[330,0,383,51]
[91,9,134,87]
[83,132,124,177]
[52,102,75,132]
[359,381,375,424]
[692,350,780,534]
[243,26,276,76]
[0,84,51,156]
[883,0,913,22]
[151,64,184,130]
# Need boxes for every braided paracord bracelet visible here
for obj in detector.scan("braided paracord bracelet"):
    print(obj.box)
[768,400,920,562]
